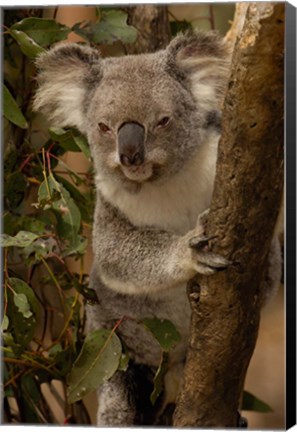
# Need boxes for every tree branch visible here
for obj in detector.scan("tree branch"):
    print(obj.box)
[125,5,171,54]
[173,3,284,427]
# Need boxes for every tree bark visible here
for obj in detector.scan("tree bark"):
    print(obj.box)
[224,3,249,51]
[125,5,171,54]
[173,2,284,427]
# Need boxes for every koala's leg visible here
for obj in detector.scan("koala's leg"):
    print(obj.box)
[97,364,155,426]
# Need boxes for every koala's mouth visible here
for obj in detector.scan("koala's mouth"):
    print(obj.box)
[121,163,153,182]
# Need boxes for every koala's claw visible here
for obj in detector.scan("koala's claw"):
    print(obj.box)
[189,234,231,275]
[189,235,218,250]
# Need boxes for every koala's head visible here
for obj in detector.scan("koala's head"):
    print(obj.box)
[34,31,229,191]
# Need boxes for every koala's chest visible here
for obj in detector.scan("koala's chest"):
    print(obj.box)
[108,175,212,235]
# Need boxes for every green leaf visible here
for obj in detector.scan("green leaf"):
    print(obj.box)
[49,127,81,152]
[13,292,33,318]
[141,318,181,351]
[49,344,74,377]
[0,231,39,247]
[67,328,122,403]
[72,134,91,159]
[38,175,81,249]
[242,390,273,412]
[9,278,38,316]
[7,278,38,352]
[151,351,169,405]
[62,235,88,258]
[54,175,93,224]
[20,375,43,423]
[73,10,137,45]
[22,237,57,262]
[11,18,71,47]
[3,332,23,355]
[49,127,91,159]
[10,29,45,59]
[3,84,28,128]
[3,214,50,237]
[4,171,27,210]
[1,315,9,332]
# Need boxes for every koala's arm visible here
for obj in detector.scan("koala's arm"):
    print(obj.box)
[93,195,229,295]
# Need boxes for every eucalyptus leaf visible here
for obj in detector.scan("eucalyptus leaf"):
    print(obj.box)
[3,214,50,237]
[151,351,169,405]
[20,375,43,423]
[3,332,23,356]
[22,237,57,262]
[49,127,81,152]
[49,127,91,159]
[11,17,71,47]
[1,315,9,332]
[13,292,33,318]
[73,134,91,159]
[54,175,93,224]
[62,235,88,257]
[242,390,273,412]
[9,278,38,316]
[4,171,28,209]
[73,10,137,45]
[0,231,39,247]
[141,318,181,352]
[38,175,81,248]
[67,328,122,403]
[7,278,38,352]
[3,84,28,128]
[10,29,45,59]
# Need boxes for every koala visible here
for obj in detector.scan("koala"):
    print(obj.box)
[34,31,281,426]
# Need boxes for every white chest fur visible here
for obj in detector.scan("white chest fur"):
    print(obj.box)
[98,137,218,235]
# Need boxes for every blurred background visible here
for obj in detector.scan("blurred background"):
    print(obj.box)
[2,4,284,429]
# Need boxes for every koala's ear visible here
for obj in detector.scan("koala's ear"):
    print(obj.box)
[34,43,102,133]
[166,31,230,103]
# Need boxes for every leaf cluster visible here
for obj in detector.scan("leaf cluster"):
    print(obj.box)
[2,7,139,424]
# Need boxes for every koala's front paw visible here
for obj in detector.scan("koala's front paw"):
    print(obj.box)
[189,234,231,275]
[186,208,231,275]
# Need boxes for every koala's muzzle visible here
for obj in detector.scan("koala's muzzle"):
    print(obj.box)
[118,122,145,167]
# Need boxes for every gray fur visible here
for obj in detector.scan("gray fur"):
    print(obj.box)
[34,31,281,426]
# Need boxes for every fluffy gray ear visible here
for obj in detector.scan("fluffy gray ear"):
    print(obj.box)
[34,43,102,133]
[166,31,230,107]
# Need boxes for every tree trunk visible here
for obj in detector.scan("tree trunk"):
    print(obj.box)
[125,5,171,54]
[173,2,284,427]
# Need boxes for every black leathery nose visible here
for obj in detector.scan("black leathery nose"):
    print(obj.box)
[118,122,145,167]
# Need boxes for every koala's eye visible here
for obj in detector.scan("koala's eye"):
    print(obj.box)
[157,116,170,128]
[98,122,111,133]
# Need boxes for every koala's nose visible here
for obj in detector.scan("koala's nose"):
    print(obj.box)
[118,122,145,167]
